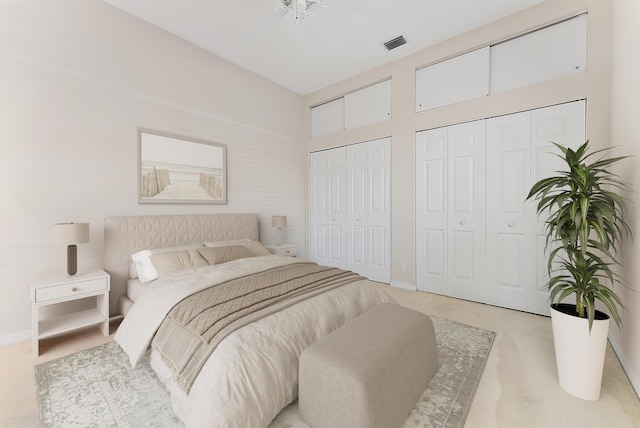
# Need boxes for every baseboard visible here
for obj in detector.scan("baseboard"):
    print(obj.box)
[390,281,417,291]
[0,329,31,347]
[608,333,640,400]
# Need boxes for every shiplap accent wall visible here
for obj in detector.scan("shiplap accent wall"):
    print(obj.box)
[0,2,305,342]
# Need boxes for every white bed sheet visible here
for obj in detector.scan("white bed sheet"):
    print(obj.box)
[115,256,395,428]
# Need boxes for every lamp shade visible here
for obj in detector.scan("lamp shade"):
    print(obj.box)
[272,215,287,229]
[53,223,90,245]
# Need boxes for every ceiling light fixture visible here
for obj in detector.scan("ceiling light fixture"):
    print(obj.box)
[276,0,328,25]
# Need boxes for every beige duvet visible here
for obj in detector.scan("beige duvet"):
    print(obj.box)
[115,255,395,428]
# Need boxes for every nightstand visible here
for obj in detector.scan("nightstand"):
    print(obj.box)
[31,269,110,356]
[265,243,297,257]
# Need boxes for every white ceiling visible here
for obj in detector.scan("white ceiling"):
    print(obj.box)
[103,0,546,95]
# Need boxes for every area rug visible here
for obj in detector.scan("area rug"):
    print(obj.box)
[35,316,495,428]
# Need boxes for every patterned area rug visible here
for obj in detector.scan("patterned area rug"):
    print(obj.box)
[35,316,495,428]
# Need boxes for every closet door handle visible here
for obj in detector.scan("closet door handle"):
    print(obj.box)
[459,220,466,225]
[508,222,515,227]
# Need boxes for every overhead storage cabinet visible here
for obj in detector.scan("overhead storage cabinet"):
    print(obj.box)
[489,14,587,93]
[344,80,392,129]
[416,47,490,112]
[311,80,391,138]
[311,98,344,138]
[415,14,587,110]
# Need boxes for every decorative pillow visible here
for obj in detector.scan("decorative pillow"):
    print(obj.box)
[203,239,271,256]
[198,245,255,265]
[131,244,205,283]
[149,249,209,277]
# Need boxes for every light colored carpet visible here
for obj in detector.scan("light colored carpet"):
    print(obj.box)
[35,316,495,428]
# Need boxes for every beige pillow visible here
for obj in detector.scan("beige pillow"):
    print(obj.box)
[131,243,205,282]
[198,245,255,265]
[203,239,271,256]
[149,249,209,277]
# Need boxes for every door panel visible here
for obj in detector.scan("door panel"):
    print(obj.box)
[365,138,391,283]
[310,148,346,269]
[486,111,531,311]
[447,121,485,301]
[416,121,484,300]
[529,100,586,314]
[416,128,448,294]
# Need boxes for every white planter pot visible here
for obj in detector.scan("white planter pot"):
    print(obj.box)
[550,304,610,400]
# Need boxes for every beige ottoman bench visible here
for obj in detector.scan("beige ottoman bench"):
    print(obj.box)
[298,303,438,428]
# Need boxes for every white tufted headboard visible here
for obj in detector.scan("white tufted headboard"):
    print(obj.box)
[104,213,260,317]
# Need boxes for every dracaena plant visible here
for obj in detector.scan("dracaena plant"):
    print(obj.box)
[526,141,631,332]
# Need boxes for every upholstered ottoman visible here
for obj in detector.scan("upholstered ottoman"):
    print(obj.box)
[298,303,438,428]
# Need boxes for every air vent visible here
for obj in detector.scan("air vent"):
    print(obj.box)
[383,35,407,51]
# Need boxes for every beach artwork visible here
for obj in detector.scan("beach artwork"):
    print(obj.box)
[138,129,227,204]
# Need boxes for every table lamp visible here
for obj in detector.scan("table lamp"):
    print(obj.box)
[53,222,89,276]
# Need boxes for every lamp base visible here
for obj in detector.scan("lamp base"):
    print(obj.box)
[67,244,78,276]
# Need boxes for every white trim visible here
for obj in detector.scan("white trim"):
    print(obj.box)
[0,329,31,347]
[608,333,640,400]
[390,281,416,291]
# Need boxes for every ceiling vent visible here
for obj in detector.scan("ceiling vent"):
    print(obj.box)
[383,35,407,51]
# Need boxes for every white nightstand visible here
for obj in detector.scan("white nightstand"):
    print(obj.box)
[265,243,297,257]
[31,269,110,356]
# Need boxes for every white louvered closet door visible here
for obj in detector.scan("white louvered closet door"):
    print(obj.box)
[416,121,485,300]
[309,147,347,269]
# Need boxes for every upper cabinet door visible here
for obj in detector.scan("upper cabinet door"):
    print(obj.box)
[416,47,490,112]
[490,14,587,94]
[311,98,344,138]
[344,80,392,130]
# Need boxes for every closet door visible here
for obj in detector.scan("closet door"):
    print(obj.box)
[365,138,391,283]
[447,121,486,301]
[529,100,586,315]
[310,148,346,269]
[346,138,391,282]
[486,111,532,311]
[346,142,369,276]
[416,121,485,300]
[416,127,448,294]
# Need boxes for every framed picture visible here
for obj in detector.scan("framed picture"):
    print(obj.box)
[138,129,227,204]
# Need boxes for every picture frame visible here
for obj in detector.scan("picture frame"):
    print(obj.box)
[138,128,227,204]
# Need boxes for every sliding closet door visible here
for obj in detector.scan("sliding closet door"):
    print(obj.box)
[486,111,532,311]
[310,148,346,269]
[529,100,586,315]
[346,138,391,282]
[416,121,485,301]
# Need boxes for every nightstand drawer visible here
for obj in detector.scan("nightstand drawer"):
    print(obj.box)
[274,246,297,257]
[35,277,108,303]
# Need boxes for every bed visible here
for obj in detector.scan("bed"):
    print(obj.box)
[104,213,395,428]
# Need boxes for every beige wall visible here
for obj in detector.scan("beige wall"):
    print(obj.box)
[610,0,640,397]
[0,1,306,340]
[304,0,640,394]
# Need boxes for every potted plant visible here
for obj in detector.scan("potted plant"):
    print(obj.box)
[526,141,631,401]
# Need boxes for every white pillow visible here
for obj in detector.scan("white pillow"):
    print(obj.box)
[203,239,270,256]
[131,243,205,283]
